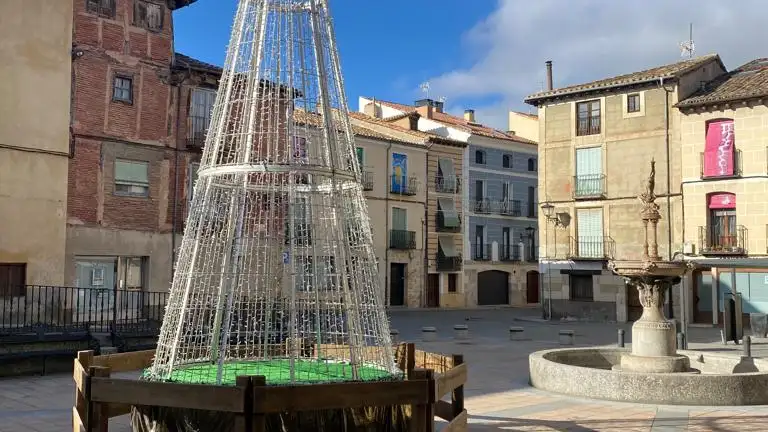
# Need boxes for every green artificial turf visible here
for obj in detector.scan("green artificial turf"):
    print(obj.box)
[156,359,396,386]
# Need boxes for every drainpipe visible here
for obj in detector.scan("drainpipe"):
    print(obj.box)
[660,77,674,318]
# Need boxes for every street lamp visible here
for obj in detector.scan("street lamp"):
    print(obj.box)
[540,201,569,320]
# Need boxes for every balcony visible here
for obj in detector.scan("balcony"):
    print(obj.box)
[471,244,491,261]
[435,175,461,194]
[567,236,615,260]
[573,174,606,199]
[390,176,418,196]
[361,170,374,191]
[700,149,742,180]
[500,244,522,262]
[494,199,521,217]
[436,210,461,233]
[437,251,462,272]
[186,115,209,148]
[698,225,747,256]
[472,198,491,214]
[389,229,416,250]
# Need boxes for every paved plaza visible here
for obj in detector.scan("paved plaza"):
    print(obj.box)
[2,308,768,431]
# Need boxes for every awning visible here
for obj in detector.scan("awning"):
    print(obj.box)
[438,158,455,177]
[437,198,460,227]
[438,235,459,257]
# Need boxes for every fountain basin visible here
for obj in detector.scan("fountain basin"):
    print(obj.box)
[530,347,768,405]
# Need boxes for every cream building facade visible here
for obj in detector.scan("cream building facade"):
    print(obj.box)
[525,55,726,322]
[676,58,768,328]
[508,111,539,143]
[0,0,73,292]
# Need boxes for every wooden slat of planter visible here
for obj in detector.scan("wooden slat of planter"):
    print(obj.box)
[441,409,467,432]
[257,380,429,413]
[92,350,155,372]
[72,406,84,432]
[434,400,453,421]
[413,350,452,373]
[108,403,132,418]
[90,378,244,413]
[73,359,87,393]
[436,364,467,399]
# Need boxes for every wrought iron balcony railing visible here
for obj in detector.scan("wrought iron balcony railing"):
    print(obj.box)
[471,243,491,261]
[435,175,461,194]
[700,149,743,179]
[500,244,522,262]
[389,229,416,250]
[389,176,418,196]
[567,236,615,260]
[472,198,491,214]
[361,170,374,191]
[186,115,209,148]
[436,251,462,272]
[573,174,606,199]
[698,225,747,255]
[494,199,521,217]
[436,210,462,233]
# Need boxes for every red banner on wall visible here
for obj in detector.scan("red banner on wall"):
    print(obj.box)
[708,193,736,209]
[703,120,735,177]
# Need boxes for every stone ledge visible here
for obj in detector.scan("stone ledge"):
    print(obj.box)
[529,347,768,406]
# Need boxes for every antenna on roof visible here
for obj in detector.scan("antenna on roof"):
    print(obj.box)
[437,96,447,104]
[679,23,695,59]
[420,81,431,99]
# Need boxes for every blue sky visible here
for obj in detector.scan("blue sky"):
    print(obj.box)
[174,1,497,115]
[174,1,768,130]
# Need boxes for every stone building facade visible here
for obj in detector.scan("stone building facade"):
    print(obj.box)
[676,58,768,328]
[525,55,726,322]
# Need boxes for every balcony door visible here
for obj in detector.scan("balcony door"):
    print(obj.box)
[502,227,511,259]
[709,193,737,249]
[576,208,603,258]
[575,147,602,197]
[475,225,485,259]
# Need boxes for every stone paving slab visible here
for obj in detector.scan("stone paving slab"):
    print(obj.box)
[3,309,768,431]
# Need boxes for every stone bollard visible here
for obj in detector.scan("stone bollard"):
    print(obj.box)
[676,332,686,350]
[617,329,625,348]
[421,326,437,342]
[389,329,399,345]
[559,329,575,346]
[509,326,525,341]
[744,335,752,358]
[453,324,469,342]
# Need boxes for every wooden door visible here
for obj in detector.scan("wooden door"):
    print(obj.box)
[389,263,406,306]
[426,274,440,308]
[526,271,540,304]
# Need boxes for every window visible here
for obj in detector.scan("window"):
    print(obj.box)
[576,100,601,136]
[570,274,594,301]
[502,227,511,259]
[502,154,512,168]
[112,75,133,103]
[448,274,457,293]
[707,193,738,250]
[574,147,603,197]
[0,264,26,297]
[527,186,536,217]
[474,150,486,164]
[576,208,604,258]
[134,0,164,32]
[527,158,537,172]
[627,93,641,113]
[188,88,216,145]
[121,257,145,290]
[86,0,116,18]
[188,162,200,207]
[356,147,364,168]
[391,207,407,230]
[436,158,458,193]
[115,159,150,197]
[502,182,511,201]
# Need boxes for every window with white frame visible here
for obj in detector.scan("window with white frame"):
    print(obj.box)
[115,159,150,197]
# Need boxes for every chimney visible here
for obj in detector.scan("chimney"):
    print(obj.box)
[415,99,434,119]
[464,109,475,123]
[545,60,553,91]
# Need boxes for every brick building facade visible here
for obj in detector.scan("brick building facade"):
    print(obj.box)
[66,0,216,292]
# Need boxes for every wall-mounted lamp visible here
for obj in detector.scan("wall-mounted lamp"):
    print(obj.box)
[540,202,569,227]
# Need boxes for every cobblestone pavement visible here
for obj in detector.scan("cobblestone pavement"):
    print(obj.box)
[2,308,768,431]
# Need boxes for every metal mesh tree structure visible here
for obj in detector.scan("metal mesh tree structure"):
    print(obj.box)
[147,0,397,386]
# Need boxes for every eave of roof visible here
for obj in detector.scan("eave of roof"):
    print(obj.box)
[525,54,724,107]
[173,53,222,75]
[676,58,768,109]
[167,0,198,11]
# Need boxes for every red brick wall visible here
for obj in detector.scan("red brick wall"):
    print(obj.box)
[69,0,190,234]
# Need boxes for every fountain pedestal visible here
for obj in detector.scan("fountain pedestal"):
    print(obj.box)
[610,261,690,373]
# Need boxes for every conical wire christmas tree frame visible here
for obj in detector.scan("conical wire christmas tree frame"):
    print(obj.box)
[147,0,397,386]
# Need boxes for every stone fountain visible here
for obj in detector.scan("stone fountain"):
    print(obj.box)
[608,160,691,373]
[528,160,768,406]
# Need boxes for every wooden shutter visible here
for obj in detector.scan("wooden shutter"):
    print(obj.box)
[577,208,604,257]
[391,208,407,230]
[576,147,602,176]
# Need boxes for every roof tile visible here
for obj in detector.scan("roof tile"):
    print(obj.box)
[676,58,768,108]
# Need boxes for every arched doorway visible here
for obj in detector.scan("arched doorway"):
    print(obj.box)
[526,270,540,304]
[477,270,509,305]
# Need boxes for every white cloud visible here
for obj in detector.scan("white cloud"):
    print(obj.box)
[426,0,768,130]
